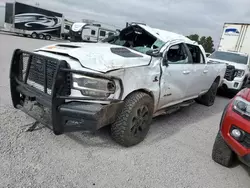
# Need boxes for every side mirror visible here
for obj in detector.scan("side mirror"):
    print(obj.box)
[146,50,162,57]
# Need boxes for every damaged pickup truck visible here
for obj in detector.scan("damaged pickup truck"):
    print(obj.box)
[10,23,227,147]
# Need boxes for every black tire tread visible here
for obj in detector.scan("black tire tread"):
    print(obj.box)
[212,132,234,167]
[111,92,153,147]
[196,79,219,106]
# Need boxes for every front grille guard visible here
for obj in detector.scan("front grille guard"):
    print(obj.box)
[9,49,124,134]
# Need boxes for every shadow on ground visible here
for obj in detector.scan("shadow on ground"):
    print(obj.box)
[63,95,230,148]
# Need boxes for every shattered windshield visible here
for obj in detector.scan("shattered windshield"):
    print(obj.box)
[210,51,248,64]
[101,25,165,54]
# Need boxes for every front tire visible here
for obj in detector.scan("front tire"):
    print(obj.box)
[196,79,219,106]
[212,132,234,167]
[111,92,154,147]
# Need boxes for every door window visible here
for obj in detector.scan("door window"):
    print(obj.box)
[186,44,205,64]
[100,30,106,37]
[165,43,189,64]
[91,30,96,35]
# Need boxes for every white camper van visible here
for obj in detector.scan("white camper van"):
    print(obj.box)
[69,22,116,42]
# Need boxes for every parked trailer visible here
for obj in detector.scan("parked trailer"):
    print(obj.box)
[218,23,250,53]
[69,22,117,42]
[4,1,64,40]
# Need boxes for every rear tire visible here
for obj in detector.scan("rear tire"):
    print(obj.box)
[241,77,248,89]
[111,92,154,147]
[212,132,234,167]
[31,32,38,39]
[38,33,45,40]
[196,79,219,106]
[45,35,51,40]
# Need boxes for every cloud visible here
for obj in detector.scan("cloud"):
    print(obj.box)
[5,0,250,46]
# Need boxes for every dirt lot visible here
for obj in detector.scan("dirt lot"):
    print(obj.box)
[0,33,249,188]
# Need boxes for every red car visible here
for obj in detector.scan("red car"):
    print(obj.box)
[212,87,250,167]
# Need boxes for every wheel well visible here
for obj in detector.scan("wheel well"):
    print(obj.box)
[215,76,220,83]
[125,89,155,104]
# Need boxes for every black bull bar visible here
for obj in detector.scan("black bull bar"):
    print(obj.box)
[9,49,124,134]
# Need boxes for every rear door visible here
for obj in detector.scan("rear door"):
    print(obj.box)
[82,27,98,42]
[239,25,250,54]
[158,42,194,109]
[98,29,107,41]
[185,43,212,96]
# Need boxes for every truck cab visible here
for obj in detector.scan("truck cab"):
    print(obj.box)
[208,50,250,92]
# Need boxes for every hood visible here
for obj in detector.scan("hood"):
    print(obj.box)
[36,42,151,73]
[208,58,247,70]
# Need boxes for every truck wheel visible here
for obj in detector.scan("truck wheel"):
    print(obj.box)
[31,32,38,39]
[111,92,154,147]
[212,132,234,167]
[38,33,45,40]
[45,35,51,40]
[196,79,219,106]
[241,77,248,89]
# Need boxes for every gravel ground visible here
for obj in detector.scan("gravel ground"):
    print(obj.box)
[0,34,250,188]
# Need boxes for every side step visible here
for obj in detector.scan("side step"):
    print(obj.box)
[153,99,195,117]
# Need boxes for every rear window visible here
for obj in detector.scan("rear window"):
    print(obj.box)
[210,51,248,64]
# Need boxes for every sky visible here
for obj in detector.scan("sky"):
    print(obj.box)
[1,0,250,47]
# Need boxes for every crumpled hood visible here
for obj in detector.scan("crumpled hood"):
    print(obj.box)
[208,58,247,70]
[37,42,151,73]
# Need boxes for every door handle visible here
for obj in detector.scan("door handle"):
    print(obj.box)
[203,70,208,73]
[183,70,190,74]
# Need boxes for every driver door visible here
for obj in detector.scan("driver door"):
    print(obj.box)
[158,42,194,110]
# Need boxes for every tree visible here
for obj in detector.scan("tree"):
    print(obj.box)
[186,34,214,53]
[186,34,199,43]
[204,36,214,53]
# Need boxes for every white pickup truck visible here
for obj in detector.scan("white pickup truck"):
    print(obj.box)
[208,50,250,92]
[9,23,226,146]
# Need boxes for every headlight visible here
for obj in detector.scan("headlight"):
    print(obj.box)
[234,69,245,77]
[233,96,250,117]
[72,74,116,98]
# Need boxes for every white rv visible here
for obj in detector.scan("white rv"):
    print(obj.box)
[69,22,117,42]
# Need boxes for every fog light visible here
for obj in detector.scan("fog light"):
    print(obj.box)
[231,128,244,141]
[231,129,241,138]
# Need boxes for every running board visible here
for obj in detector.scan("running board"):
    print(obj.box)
[153,99,195,117]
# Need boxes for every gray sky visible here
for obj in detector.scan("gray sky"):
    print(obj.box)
[1,0,250,47]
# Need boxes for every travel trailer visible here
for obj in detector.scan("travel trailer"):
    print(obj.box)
[3,1,64,40]
[69,22,117,42]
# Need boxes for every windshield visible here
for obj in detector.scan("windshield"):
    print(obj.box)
[101,25,165,54]
[209,51,248,64]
